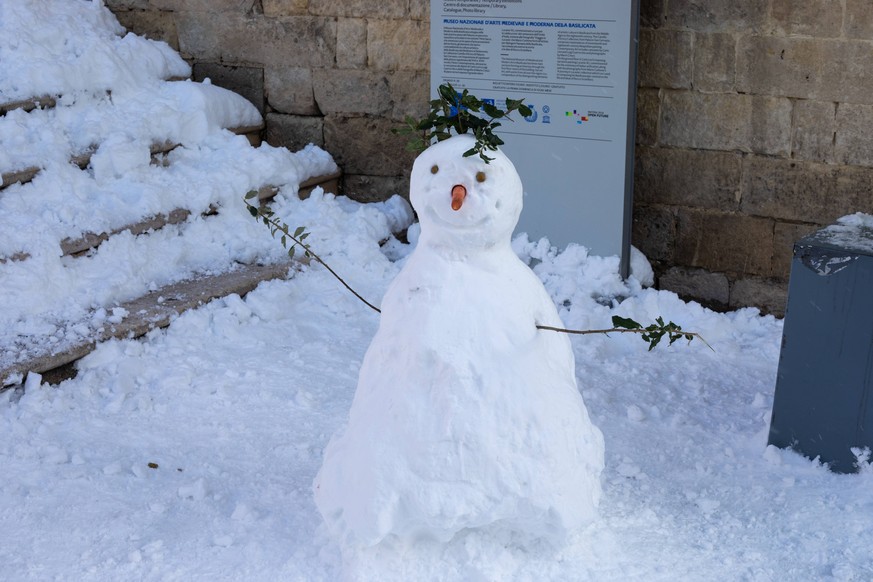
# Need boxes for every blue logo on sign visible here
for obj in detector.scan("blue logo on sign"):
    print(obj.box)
[524,106,538,123]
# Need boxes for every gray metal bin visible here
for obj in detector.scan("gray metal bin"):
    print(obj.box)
[768,219,873,473]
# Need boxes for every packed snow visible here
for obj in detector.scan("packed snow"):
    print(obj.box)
[3,2,873,581]
[315,135,604,549]
[0,0,188,102]
[813,212,873,255]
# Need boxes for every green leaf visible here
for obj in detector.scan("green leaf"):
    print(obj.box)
[482,103,501,118]
[244,190,259,200]
[393,83,533,163]
[247,206,258,218]
[293,226,306,237]
[438,83,457,102]
[612,315,642,330]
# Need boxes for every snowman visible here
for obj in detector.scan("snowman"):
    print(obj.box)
[314,134,604,547]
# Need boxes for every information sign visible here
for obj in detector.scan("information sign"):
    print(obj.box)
[431,0,640,275]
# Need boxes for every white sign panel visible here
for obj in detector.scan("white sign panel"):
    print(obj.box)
[431,0,639,275]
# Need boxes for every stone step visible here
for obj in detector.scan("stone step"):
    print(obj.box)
[0,125,263,191]
[0,148,92,191]
[0,205,214,264]
[1,260,300,389]
[60,205,219,257]
[256,170,343,202]
[1,167,40,189]
[0,170,340,264]
[0,76,187,118]
[0,95,57,116]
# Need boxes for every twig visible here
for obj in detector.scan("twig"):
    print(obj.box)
[536,324,714,351]
[243,196,382,314]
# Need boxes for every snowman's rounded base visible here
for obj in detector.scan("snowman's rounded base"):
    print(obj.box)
[315,419,603,549]
[313,337,605,549]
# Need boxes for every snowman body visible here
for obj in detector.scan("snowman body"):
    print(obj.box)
[314,135,604,547]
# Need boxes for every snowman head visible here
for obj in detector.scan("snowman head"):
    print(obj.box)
[410,134,523,251]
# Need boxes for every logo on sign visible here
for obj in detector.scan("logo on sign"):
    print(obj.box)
[524,106,538,123]
[566,109,589,124]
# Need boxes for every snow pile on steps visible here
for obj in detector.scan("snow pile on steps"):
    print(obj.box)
[0,0,189,102]
[0,79,265,177]
[0,1,413,386]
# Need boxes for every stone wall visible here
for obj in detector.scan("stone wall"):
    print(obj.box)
[107,0,873,315]
[635,0,873,314]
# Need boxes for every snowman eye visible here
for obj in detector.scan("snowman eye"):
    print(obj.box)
[476,171,486,183]
[431,165,439,174]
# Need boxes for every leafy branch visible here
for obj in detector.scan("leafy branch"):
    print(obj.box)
[537,316,713,351]
[243,191,382,314]
[393,82,532,162]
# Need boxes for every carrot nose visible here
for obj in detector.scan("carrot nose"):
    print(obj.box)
[451,184,467,211]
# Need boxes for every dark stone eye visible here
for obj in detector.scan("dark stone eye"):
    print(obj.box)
[431,165,439,174]
[476,171,486,183]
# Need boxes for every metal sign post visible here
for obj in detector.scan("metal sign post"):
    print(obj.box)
[431,0,640,277]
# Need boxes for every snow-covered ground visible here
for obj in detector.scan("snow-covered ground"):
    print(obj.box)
[3,2,873,581]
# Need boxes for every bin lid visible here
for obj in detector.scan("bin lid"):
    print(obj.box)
[798,213,873,257]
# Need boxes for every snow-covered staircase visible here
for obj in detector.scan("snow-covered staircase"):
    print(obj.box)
[0,4,347,388]
[0,90,345,388]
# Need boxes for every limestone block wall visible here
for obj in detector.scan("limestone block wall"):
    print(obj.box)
[107,0,430,202]
[106,0,873,315]
[635,0,873,314]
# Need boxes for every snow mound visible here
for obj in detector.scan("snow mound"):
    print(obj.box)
[315,136,604,548]
[0,0,189,101]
